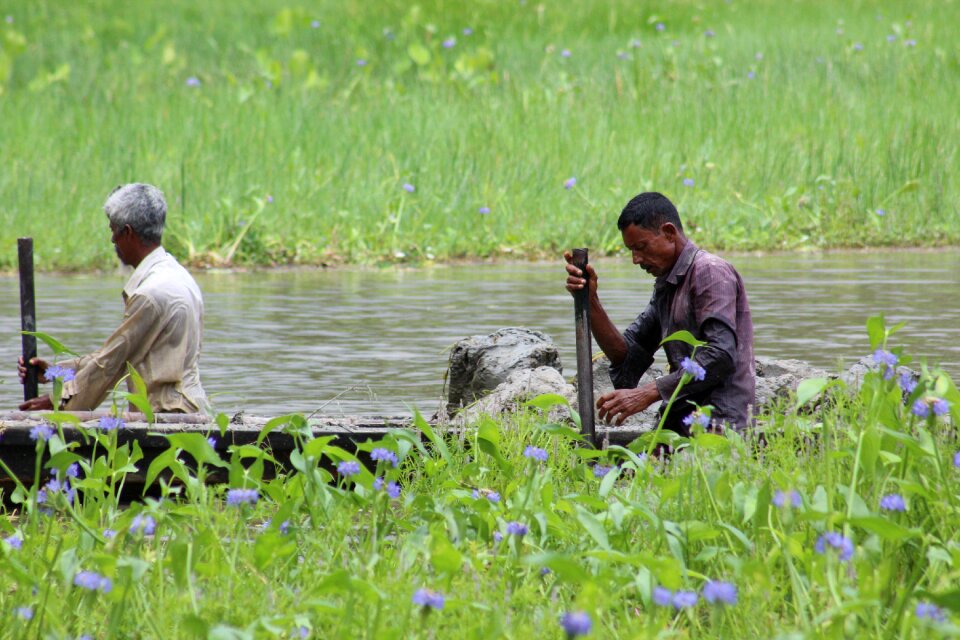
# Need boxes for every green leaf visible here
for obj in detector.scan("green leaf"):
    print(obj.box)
[866,315,886,350]
[846,516,919,541]
[795,377,828,410]
[414,408,451,465]
[21,330,79,357]
[660,330,707,348]
[429,531,463,575]
[523,552,589,582]
[258,414,302,445]
[165,433,229,469]
[537,422,584,442]
[477,417,512,473]
[144,447,179,492]
[408,43,431,66]
[574,506,610,550]
[526,393,570,410]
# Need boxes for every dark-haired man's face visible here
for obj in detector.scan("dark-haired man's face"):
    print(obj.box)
[622,223,680,278]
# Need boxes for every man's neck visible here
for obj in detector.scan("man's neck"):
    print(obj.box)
[127,244,161,269]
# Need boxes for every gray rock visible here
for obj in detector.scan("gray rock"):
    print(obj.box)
[754,356,832,410]
[455,366,575,424]
[446,328,562,413]
[572,354,662,431]
[841,355,918,395]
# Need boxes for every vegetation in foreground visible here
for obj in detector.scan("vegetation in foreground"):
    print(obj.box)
[1,318,960,638]
[1,0,958,270]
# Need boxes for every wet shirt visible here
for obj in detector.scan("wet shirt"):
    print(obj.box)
[609,242,755,433]
[59,247,209,414]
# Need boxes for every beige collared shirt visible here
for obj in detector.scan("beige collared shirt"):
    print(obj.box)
[59,247,209,414]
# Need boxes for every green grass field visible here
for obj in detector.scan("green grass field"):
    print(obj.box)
[1,320,960,638]
[1,0,958,270]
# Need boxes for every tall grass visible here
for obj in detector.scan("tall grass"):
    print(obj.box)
[1,0,958,270]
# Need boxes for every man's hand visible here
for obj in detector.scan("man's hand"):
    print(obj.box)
[18,356,49,384]
[596,383,661,426]
[19,395,54,411]
[564,250,599,297]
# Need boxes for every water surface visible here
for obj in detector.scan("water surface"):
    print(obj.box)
[2,249,957,415]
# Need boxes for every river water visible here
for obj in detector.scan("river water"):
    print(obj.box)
[1,249,957,416]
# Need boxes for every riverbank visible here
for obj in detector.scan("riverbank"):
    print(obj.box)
[2,0,958,271]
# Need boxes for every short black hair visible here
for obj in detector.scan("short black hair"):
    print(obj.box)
[617,192,683,233]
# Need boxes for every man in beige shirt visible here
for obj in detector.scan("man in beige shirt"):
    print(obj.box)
[18,183,208,414]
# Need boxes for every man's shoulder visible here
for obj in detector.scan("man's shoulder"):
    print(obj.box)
[692,248,739,274]
[134,253,203,301]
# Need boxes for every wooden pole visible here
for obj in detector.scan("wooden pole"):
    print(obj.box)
[571,248,595,445]
[18,238,39,402]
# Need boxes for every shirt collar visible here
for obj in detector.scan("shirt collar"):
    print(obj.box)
[123,246,166,298]
[658,241,699,287]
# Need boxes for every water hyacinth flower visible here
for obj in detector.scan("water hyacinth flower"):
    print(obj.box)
[506,521,529,536]
[337,460,361,477]
[386,482,401,499]
[954,451,960,469]
[564,177,577,190]
[561,49,571,58]
[540,567,551,576]
[680,357,706,381]
[875,208,886,216]
[773,490,802,508]
[129,514,156,536]
[401,183,415,193]
[853,42,864,51]
[226,488,259,506]
[524,445,548,462]
[356,59,367,67]
[463,28,473,36]
[493,531,503,543]
[103,529,117,540]
[652,586,673,607]
[412,588,445,610]
[672,591,698,609]
[747,71,756,80]
[45,365,75,382]
[560,611,592,637]
[872,349,898,380]
[310,20,320,29]
[815,532,854,562]
[592,464,614,479]
[15,606,33,620]
[478,206,490,214]
[443,38,456,49]
[30,423,54,442]
[912,399,930,418]
[207,436,217,449]
[66,463,79,478]
[682,178,695,187]
[655,23,665,32]
[916,602,947,622]
[37,477,75,506]
[898,372,917,394]
[98,415,125,431]
[4,532,23,550]
[370,448,398,467]
[703,581,738,605]
[933,399,950,416]
[74,571,112,593]
[683,411,710,429]
[473,488,501,503]
[879,494,906,512]
[185,76,201,87]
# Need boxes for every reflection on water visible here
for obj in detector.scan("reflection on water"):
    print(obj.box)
[1,249,957,415]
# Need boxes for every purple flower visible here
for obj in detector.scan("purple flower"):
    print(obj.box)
[4,533,23,550]
[66,463,79,478]
[853,42,864,51]
[655,23,665,32]
[4,15,12,24]
[207,436,217,448]
[540,567,551,576]
[15,606,33,620]
[130,514,156,536]
[185,76,201,87]
[954,451,960,469]
[703,580,738,605]
[916,602,946,622]
[337,461,361,477]
[592,464,614,478]
[564,177,577,189]
[680,357,706,381]
[773,490,802,509]
[30,423,54,442]
[266,195,274,204]
[747,70,756,80]
[402,183,415,193]
[226,488,259,506]
[493,531,503,543]
[473,489,500,502]
[875,208,886,216]
[373,477,384,491]
[898,372,917,394]
[630,38,642,48]
[652,586,673,607]
[103,529,117,540]
[872,349,898,379]
[478,206,491,214]
[682,178,695,187]
[45,365,75,382]
[704,29,715,38]
[506,521,528,536]
[443,38,456,49]
[560,611,592,637]
[880,494,906,512]
[385,482,401,499]
[887,34,896,43]
[463,28,473,36]
[933,399,950,416]
[524,446,548,462]
[412,588,445,610]
[561,49,571,58]
[683,411,710,429]
[912,399,930,418]
[356,59,368,67]
[672,591,698,609]
[370,448,398,467]
[74,571,112,593]
[617,52,629,61]
[98,416,125,431]
[815,532,854,562]
[38,477,75,505]
[310,20,320,29]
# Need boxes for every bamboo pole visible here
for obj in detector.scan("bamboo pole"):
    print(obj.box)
[18,238,38,401]
[571,248,595,445]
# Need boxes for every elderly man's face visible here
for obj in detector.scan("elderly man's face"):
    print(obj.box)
[110,223,133,266]
[621,223,680,278]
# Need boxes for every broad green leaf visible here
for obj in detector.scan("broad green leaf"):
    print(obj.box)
[574,506,610,550]
[144,447,179,492]
[414,408,451,465]
[537,422,584,442]
[21,330,79,357]
[795,377,828,410]
[523,552,589,582]
[408,43,431,66]
[258,414,302,445]
[659,330,707,348]
[477,417,511,472]
[866,315,885,350]
[847,516,919,541]
[165,433,229,469]
[526,393,570,410]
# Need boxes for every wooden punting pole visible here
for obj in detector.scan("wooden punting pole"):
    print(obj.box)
[18,238,39,402]
[571,248,596,445]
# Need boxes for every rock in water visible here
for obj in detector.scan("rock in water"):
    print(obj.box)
[454,367,575,424]
[446,328,561,413]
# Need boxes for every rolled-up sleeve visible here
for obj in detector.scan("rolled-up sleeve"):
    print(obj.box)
[62,294,164,410]
[609,299,660,389]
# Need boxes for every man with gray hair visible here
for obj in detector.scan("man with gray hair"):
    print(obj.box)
[18,183,209,414]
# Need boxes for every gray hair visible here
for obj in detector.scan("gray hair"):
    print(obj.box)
[103,183,167,244]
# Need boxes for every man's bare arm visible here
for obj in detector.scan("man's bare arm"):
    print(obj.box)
[564,251,627,365]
